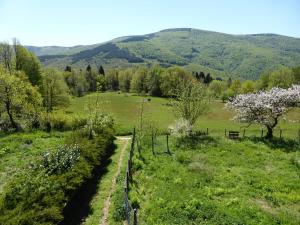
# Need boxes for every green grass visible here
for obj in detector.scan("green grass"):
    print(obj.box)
[0,131,65,193]
[63,92,300,138]
[129,135,300,225]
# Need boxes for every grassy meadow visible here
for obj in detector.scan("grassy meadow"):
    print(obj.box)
[1,91,299,225]
[127,135,300,225]
[62,92,299,224]
[63,92,300,138]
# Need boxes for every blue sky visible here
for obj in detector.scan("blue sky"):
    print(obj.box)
[0,0,299,46]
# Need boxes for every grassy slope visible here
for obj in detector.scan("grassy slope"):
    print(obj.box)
[0,131,65,193]
[32,28,300,80]
[63,92,300,138]
[129,136,300,225]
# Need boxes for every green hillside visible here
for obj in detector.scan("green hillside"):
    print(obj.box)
[28,28,300,79]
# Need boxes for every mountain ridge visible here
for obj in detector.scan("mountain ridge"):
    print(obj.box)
[25,28,300,80]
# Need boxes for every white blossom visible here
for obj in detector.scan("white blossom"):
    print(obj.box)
[225,85,300,137]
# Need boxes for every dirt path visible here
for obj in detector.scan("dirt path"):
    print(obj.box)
[100,137,131,225]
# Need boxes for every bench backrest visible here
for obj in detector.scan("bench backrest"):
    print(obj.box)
[228,131,239,139]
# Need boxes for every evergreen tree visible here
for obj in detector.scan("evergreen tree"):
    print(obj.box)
[98,65,105,76]
[227,77,232,87]
[86,64,92,73]
[204,73,212,84]
[199,72,205,82]
[65,66,72,72]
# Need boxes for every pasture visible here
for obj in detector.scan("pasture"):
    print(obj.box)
[64,92,300,138]
[127,135,300,225]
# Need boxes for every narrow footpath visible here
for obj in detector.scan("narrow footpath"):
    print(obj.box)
[100,137,131,225]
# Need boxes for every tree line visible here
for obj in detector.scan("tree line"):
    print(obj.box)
[64,64,300,99]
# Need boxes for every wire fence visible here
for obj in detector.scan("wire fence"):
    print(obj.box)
[124,128,138,225]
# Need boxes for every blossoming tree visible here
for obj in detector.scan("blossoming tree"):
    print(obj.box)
[226,85,300,138]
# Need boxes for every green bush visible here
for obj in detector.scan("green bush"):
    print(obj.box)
[34,144,81,175]
[39,113,87,132]
[0,126,115,225]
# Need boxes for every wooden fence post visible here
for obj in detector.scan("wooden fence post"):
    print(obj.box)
[206,128,209,135]
[133,208,138,225]
[131,127,136,152]
[243,129,245,138]
[261,129,264,138]
[280,129,282,139]
[152,128,155,156]
[166,134,171,155]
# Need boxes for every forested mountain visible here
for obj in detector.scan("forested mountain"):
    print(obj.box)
[27,28,300,79]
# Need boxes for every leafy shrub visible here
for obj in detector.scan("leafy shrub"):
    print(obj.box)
[32,144,81,175]
[39,113,87,132]
[84,112,114,139]
[71,116,87,129]
[0,127,114,225]
[169,118,192,137]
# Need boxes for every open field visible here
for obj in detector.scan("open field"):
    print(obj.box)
[63,92,300,138]
[128,135,300,225]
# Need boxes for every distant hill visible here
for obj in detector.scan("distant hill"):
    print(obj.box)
[26,28,300,80]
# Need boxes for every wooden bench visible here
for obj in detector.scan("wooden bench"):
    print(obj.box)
[228,131,239,139]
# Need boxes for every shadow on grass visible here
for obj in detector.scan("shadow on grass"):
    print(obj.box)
[246,137,300,152]
[59,142,117,225]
